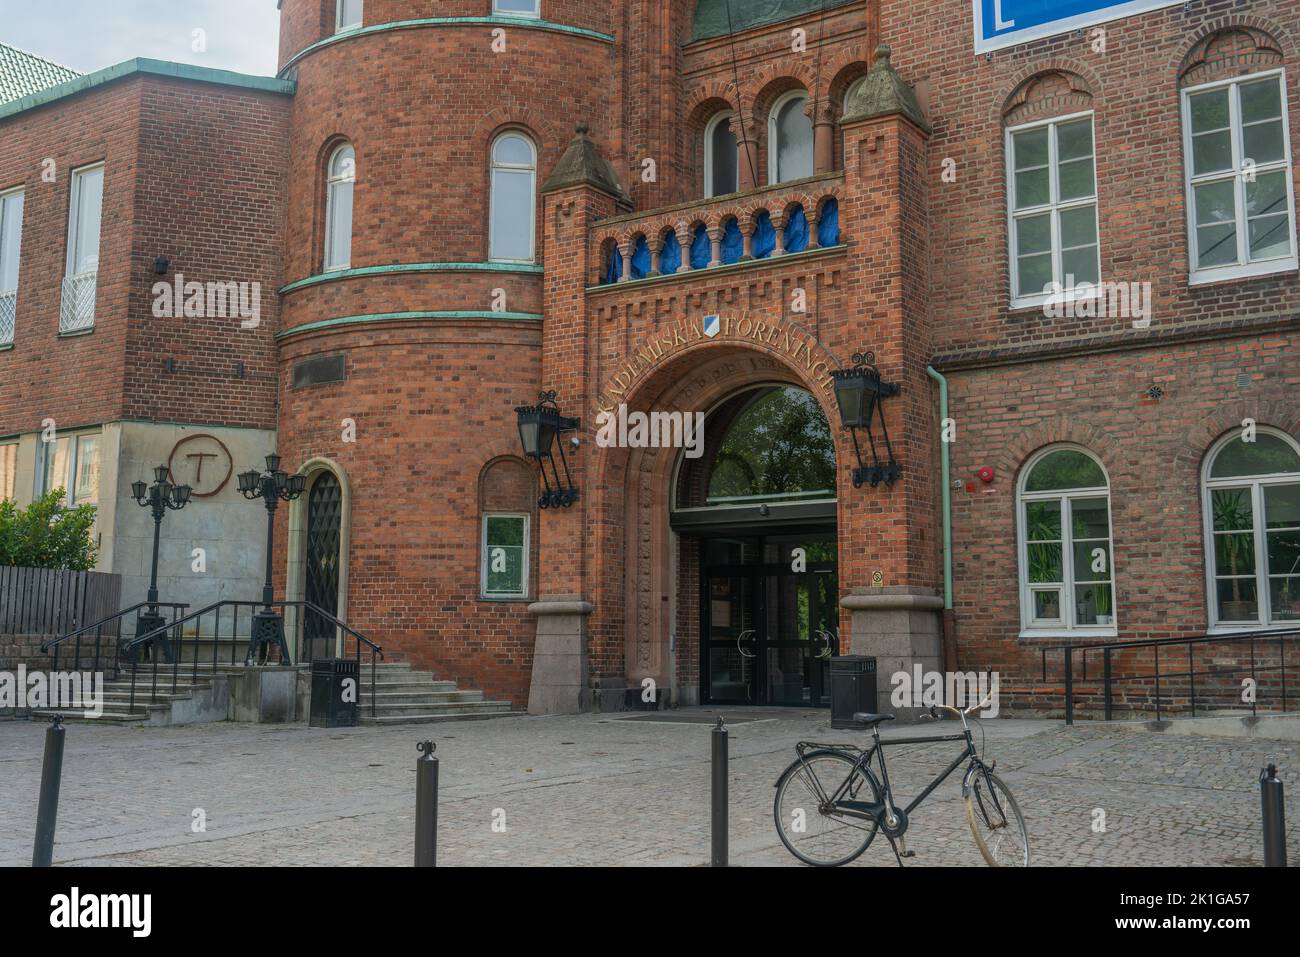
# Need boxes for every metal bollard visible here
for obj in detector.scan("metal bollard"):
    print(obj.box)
[32,714,66,868]
[711,716,728,867]
[1260,764,1286,868]
[415,739,439,867]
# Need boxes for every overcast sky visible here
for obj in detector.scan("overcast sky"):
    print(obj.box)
[0,0,281,76]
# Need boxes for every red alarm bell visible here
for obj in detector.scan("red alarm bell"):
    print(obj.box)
[978,466,995,484]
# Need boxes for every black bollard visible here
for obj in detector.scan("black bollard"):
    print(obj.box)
[712,716,728,867]
[1260,764,1286,868]
[32,714,66,868]
[415,739,439,867]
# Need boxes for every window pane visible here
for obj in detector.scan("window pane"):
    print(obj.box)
[710,116,738,196]
[1071,497,1110,539]
[1189,87,1230,134]
[1264,484,1300,528]
[1269,577,1300,621]
[1245,171,1290,260]
[1073,541,1110,582]
[1057,158,1095,201]
[331,145,355,180]
[338,0,362,28]
[1017,253,1052,298]
[1033,589,1062,622]
[0,443,15,500]
[775,97,813,183]
[72,168,103,274]
[1074,583,1112,625]
[1266,529,1300,571]
[1193,179,1236,226]
[1027,544,1063,583]
[1211,487,1254,531]
[1056,120,1093,162]
[1211,434,1300,478]
[74,435,99,504]
[1242,119,1285,165]
[1214,533,1256,576]
[1196,222,1237,268]
[1014,168,1050,208]
[1216,578,1258,622]
[495,0,539,13]
[43,436,70,499]
[1240,78,1282,125]
[1025,499,1062,538]
[1013,127,1049,169]
[493,134,534,167]
[491,168,535,260]
[326,180,353,269]
[484,516,526,596]
[1061,244,1100,285]
[1025,449,1106,491]
[1192,130,1233,175]
[1016,213,1051,255]
[1059,205,1097,248]
[0,192,23,292]
[1246,170,1288,218]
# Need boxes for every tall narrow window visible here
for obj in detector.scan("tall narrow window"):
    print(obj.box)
[769,92,813,185]
[1203,429,1300,628]
[336,0,362,32]
[494,0,540,16]
[1017,447,1115,633]
[1007,114,1099,307]
[1182,71,1297,283]
[0,442,15,501]
[481,514,529,599]
[61,164,103,334]
[489,133,537,263]
[38,431,101,506]
[324,144,355,272]
[705,112,738,198]
[0,188,22,346]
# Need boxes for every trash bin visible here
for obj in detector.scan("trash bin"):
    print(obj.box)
[830,655,877,729]
[310,658,359,728]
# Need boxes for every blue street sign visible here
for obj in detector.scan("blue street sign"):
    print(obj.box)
[973,0,1183,53]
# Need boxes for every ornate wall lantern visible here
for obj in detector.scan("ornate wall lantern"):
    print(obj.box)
[515,391,580,508]
[831,350,902,488]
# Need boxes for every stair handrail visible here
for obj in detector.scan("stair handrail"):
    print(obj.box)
[39,601,190,654]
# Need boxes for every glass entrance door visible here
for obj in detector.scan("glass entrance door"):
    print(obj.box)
[702,536,838,706]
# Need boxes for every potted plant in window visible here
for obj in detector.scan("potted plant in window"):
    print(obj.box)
[1094,584,1111,627]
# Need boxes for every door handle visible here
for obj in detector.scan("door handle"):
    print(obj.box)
[736,629,756,659]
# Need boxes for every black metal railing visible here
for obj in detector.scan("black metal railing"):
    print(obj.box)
[39,602,190,676]
[119,600,383,716]
[1042,628,1300,725]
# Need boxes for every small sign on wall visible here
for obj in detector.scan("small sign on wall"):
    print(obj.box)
[167,434,234,498]
[973,0,1183,53]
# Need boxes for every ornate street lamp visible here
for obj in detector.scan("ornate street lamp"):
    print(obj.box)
[830,350,902,488]
[129,465,193,661]
[238,453,306,665]
[515,391,581,508]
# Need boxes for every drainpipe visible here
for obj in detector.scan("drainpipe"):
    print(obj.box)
[927,365,957,672]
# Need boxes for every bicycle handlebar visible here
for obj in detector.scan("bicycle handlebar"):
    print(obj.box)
[919,690,996,722]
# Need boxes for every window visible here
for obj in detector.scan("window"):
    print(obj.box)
[481,514,529,599]
[489,133,537,263]
[38,432,100,506]
[0,188,22,346]
[324,144,355,272]
[1182,71,1297,283]
[704,112,738,198]
[1017,447,1115,634]
[769,91,813,185]
[1006,113,1099,307]
[336,0,362,32]
[1202,429,1300,629]
[0,442,16,501]
[61,164,103,333]
[494,0,540,16]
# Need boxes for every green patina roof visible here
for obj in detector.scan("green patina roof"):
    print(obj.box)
[691,0,858,41]
[0,43,80,106]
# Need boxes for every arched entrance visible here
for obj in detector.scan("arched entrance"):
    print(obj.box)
[672,384,840,706]
[285,459,351,660]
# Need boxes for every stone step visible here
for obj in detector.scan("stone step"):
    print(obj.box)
[359,709,526,726]
[31,707,149,723]
[360,700,512,718]
[360,690,486,706]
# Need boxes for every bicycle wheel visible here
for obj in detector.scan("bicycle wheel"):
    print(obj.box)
[965,770,1029,866]
[774,750,880,867]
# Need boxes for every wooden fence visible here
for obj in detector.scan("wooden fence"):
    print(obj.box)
[0,565,122,637]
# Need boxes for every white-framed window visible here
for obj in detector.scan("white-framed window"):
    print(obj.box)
[60,163,103,334]
[481,513,529,599]
[494,0,540,18]
[704,111,739,198]
[1017,446,1116,635]
[1202,428,1300,630]
[0,187,23,346]
[1006,112,1100,308]
[324,143,355,272]
[1181,70,1297,284]
[489,132,537,263]
[768,91,813,185]
[336,0,363,32]
[0,441,17,501]
[37,431,100,506]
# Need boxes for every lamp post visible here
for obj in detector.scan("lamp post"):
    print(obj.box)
[238,453,306,665]
[130,465,192,661]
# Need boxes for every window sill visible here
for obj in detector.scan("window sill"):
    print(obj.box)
[1207,622,1300,635]
[1018,628,1118,642]
[479,595,530,604]
[1189,257,1298,287]
[0,343,11,351]
[58,327,95,338]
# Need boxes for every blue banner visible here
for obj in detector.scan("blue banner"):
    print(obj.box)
[973,0,1182,53]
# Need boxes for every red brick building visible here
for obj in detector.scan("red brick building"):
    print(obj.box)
[2,0,1297,716]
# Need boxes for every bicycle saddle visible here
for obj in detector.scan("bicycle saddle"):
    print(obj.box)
[852,712,895,726]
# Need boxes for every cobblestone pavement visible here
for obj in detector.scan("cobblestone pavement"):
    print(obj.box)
[1,710,1296,866]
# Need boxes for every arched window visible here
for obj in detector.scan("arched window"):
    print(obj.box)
[1202,429,1300,628]
[336,0,362,33]
[489,132,537,263]
[1017,446,1115,633]
[769,91,813,185]
[704,111,738,198]
[324,143,355,272]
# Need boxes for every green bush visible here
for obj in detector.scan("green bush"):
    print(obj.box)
[0,489,99,571]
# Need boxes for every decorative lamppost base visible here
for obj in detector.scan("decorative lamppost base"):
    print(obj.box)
[245,610,292,667]
[128,611,173,664]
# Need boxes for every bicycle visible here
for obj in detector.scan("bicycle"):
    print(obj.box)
[772,696,1029,866]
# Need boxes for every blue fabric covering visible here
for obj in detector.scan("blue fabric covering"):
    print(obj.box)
[631,235,652,280]
[690,223,711,269]
[659,232,681,275]
[604,242,622,284]
[721,218,743,264]
[817,199,840,247]
[753,211,775,259]
[784,205,809,254]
